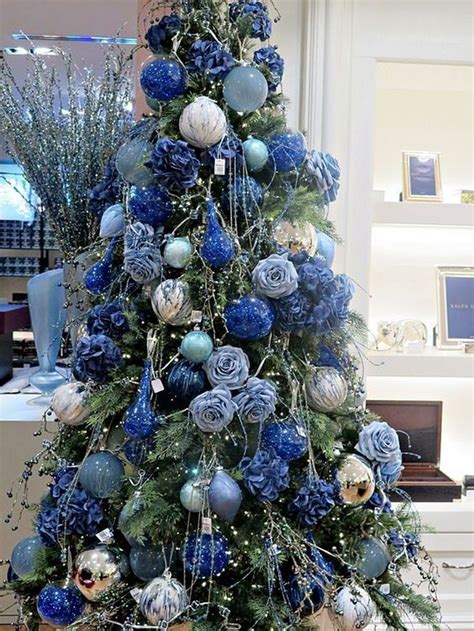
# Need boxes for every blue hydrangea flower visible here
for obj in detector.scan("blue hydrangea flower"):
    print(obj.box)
[306,150,341,204]
[316,345,343,371]
[229,1,272,41]
[254,46,284,92]
[187,39,235,79]
[233,377,277,423]
[288,478,340,526]
[389,529,420,560]
[150,137,200,190]
[201,135,244,170]
[145,14,182,53]
[273,289,313,332]
[240,448,289,502]
[86,300,129,339]
[72,334,123,383]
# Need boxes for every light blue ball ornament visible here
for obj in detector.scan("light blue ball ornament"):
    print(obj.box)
[243,137,269,172]
[316,231,335,267]
[37,584,85,627]
[223,66,268,113]
[140,57,187,102]
[180,478,206,513]
[130,544,171,581]
[268,131,307,172]
[99,204,125,238]
[116,137,156,187]
[180,331,214,363]
[356,537,391,580]
[78,451,124,499]
[224,295,275,341]
[163,237,193,269]
[262,420,308,462]
[10,536,43,578]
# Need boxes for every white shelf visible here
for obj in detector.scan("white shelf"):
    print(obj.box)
[372,199,473,227]
[367,348,474,378]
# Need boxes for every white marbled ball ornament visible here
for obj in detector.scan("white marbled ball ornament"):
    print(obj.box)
[139,573,189,625]
[51,381,91,426]
[329,585,375,631]
[163,237,193,269]
[305,367,348,412]
[180,478,206,513]
[151,279,193,326]
[179,96,227,149]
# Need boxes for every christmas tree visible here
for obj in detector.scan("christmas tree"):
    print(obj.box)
[5,1,441,629]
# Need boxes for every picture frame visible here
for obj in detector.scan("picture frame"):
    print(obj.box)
[436,266,474,348]
[402,151,442,202]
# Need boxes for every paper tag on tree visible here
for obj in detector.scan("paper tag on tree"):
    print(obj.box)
[152,378,164,393]
[191,310,203,323]
[296,425,307,438]
[96,528,114,543]
[380,583,390,595]
[202,517,213,535]
[214,159,226,176]
[130,587,143,603]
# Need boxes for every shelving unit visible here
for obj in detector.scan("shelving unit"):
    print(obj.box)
[367,349,473,379]
[372,198,473,228]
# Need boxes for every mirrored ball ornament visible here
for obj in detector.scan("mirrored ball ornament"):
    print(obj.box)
[243,137,269,172]
[140,573,189,625]
[336,455,375,506]
[273,220,318,256]
[51,381,91,426]
[180,478,206,513]
[140,57,187,102]
[151,279,193,326]
[329,585,375,631]
[305,367,348,412]
[223,65,268,113]
[73,546,123,601]
[37,584,85,627]
[78,451,124,499]
[180,331,214,363]
[10,536,44,578]
[116,137,156,187]
[163,237,193,269]
[179,96,227,149]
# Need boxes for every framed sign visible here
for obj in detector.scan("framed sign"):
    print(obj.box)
[402,151,442,202]
[436,266,474,348]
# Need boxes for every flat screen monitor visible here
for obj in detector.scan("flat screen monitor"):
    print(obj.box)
[0,162,36,223]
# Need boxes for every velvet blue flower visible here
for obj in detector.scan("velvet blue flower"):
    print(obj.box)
[229,1,272,41]
[145,14,182,53]
[150,137,200,190]
[88,161,121,219]
[233,377,277,423]
[288,478,340,526]
[365,490,393,513]
[72,334,123,383]
[389,529,420,560]
[306,150,341,204]
[240,448,289,502]
[187,39,235,79]
[202,135,244,169]
[254,46,284,92]
[86,300,129,339]
[316,345,343,371]
[273,290,313,332]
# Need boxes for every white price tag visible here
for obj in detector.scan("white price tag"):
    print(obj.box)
[296,425,307,438]
[380,583,390,595]
[152,378,164,393]
[191,310,203,323]
[96,528,114,543]
[214,158,226,175]
[130,587,143,603]
[202,517,213,535]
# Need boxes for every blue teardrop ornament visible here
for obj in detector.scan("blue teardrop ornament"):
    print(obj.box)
[200,199,235,269]
[124,360,163,439]
[84,241,116,295]
[208,469,242,523]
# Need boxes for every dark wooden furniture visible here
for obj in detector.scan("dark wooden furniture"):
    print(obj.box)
[0,304,30,384]
[367,400,462,502]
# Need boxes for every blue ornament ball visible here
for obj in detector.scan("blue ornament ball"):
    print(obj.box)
[180,331,214,363]
[167,360,208,404]
[317,231,335,267]
[356,537,391,579]
[163,237,193,269]
[129,186,173,227]
[268,132,307,172]
[116,137,156,187]
[183,532,230,577]
[287,573,325,615]
[78,452,124,499]
[224,295,275,341]
[37,584,85,627]
[10,536,43,578]
[129,544,170,581]
[243,137,269,172]
[140,57,187,102]
[262,420,308,462]
[222,176,264,215]
[223,66,268,113]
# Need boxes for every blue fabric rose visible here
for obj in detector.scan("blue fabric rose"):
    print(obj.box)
[88,161,121,219]
[306,150,341,204]
[233,377,277,423]
[229,0,272,41]
[189,384,236,433]
[187,39,235,79]
[145,14,182,53]
[356,421,402,465]
[288,478,340,526]
[124,222,162,284]
[254,46,284,92]
[240,448,289,502]
[204,345,250,389]
[378,457,403,487]
[150,137,200,190]
[86,300,129,339]
[252,253,298,299]
[73,334,123,383]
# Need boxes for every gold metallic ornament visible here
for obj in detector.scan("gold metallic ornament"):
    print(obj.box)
[336,455,375,506]
[73,546,123,601]
[273,220,318,256]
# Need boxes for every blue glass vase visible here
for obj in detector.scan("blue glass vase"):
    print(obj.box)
[200,199,235,269]
[123,359,162,439]
[27,268,66,396]
[84,241,116,295]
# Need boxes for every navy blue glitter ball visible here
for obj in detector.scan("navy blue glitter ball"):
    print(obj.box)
[224,294,275,341]
[183,532,230,577]
[140,58,187,102]
[262,420,308,462]
[37,585,85,627]
[129,185,173,227]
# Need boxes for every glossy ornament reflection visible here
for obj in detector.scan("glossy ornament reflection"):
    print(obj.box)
[200,199,235,269]
[243,137,269,172]
[78,451,124,499]
[123,359,162,439]
[116,137,156,187]
[10,536,44,578]
[73,546,123,601]
[140,57,187,102]
[224,294,275,341]
[273,220,318,256]
[336,455,375,506]
[84,241,116,295]
[223,65,268,113]
[180,331,214,363]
